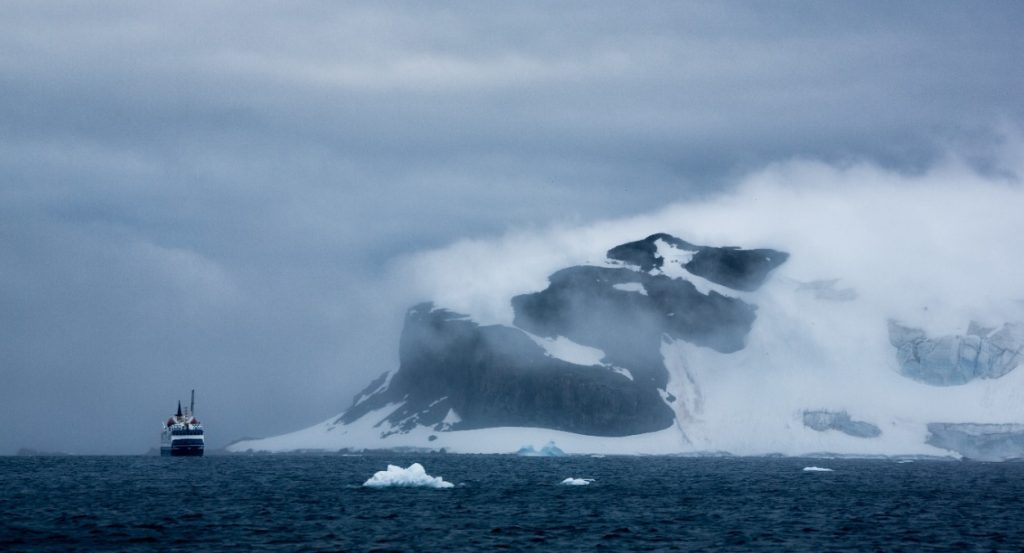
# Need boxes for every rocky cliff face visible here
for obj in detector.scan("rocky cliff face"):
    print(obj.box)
[337,234,788,438]
[511,266,756,388]
[340,304,674,437]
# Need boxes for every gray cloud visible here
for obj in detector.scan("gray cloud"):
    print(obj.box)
[1,1,1022,453]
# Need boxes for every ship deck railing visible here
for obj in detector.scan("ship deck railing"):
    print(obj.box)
[169,428,205,435]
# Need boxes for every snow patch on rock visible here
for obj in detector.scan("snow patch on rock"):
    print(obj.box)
[442,409,462,425]
[612,282,647,295]
[609,366,634,381]
[653,239,737,297]
[527,334,606,366]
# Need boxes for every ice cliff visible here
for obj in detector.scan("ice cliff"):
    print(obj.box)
[926,424,1024,462]
[889,321,1024,386]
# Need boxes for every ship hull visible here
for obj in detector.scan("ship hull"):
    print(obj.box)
[161,444,204,456]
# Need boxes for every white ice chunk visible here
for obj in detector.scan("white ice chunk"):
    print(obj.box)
[560,477,595,486]
[802,466,834,472]
[362,463,454,488]
[612,282,647,295]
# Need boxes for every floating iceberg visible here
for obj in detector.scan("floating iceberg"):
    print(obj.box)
[802,466,834,472]
[362,463,454,489]
[560,477,594,486]
[516,441,567,457]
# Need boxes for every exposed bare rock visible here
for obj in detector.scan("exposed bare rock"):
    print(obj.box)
[342,304,676,437]
[512,265,757,388]
[336,234,788,439]
[803,410,881,438]
[606,233,788,291]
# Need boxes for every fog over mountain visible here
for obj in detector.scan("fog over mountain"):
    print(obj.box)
[1,2,1022,454]
[232,151,1024,458]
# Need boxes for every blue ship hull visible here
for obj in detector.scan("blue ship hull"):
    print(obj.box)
[161,444,204,456]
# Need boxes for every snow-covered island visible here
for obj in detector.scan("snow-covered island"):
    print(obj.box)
[229,233,1024,460]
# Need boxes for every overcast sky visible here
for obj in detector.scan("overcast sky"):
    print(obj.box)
[2,1,1022,454]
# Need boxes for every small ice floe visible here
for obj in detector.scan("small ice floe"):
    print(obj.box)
[362,463,454,489]
[560,478,595,486]
[516,441,567,457]
[802,466,834,472]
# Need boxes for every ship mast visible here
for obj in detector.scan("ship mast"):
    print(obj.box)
[190,389,195,417]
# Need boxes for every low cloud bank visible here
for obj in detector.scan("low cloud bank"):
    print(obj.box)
[404,140,1024,334]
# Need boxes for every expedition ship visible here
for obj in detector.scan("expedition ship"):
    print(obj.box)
[161,390,204,456]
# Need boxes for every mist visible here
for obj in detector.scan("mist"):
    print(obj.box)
[405,141,1024,331]
[2,2,1023,454]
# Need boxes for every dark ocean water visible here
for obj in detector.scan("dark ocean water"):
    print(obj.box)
[2,455,1023,552]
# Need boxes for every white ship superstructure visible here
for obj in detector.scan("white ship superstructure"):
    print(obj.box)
[161,389,205,456]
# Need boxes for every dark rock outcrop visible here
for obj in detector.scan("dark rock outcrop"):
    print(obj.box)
[343,304,675,437]
[339,233,788,438]
[888,321,1024,385]
[512,265,756,388]
[607,233,789,291]
[926,423,1024,461]
[802,410,881,438]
